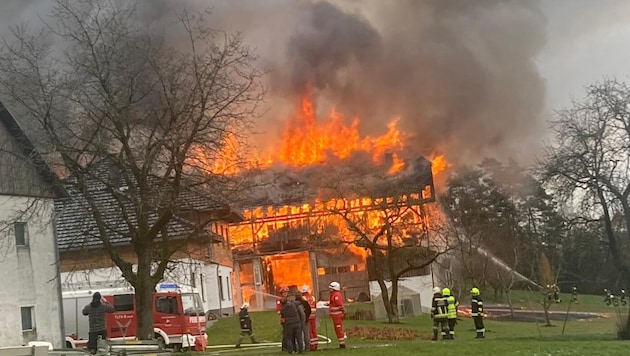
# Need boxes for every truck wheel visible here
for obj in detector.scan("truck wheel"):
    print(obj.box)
[155,334,166,350]
[65,341,73,349]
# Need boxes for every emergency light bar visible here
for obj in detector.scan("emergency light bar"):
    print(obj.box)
[156,283,181,292]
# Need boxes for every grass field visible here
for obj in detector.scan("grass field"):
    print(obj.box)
[202,289,630,355]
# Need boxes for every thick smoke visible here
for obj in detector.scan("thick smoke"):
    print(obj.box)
[0,0,549,165]
[270,0,548,165]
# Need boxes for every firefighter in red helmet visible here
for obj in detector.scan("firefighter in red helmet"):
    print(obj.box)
[328,281,346,348]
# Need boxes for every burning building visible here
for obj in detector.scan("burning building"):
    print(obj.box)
[227,95,445,310]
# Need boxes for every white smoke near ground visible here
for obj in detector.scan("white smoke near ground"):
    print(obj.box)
[0,0,615,167]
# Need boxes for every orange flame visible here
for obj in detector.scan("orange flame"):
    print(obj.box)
[202,94,451,178]
[277,95,405,173]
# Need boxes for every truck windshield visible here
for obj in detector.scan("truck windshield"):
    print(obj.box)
[181,293,205,316]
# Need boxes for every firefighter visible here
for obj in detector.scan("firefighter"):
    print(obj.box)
[302,285,319,351]
[328,281,346,348]
[571,285,578,304]
[235,302,259,348]
[442,287,459,340]
[552,284,561,303]
[621,289,627,306]
[430,286,449,341]
[470,287,485,339]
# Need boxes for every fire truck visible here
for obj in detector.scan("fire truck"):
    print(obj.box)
[63,283,207,350]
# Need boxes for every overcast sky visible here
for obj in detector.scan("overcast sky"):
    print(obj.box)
[538,0,630,112]
[1,0,630,165]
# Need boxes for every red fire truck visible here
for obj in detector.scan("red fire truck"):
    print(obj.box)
[63,283,207,350]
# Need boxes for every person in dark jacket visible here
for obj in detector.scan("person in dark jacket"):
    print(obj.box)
[235,302,259,348]
[298,289,312,351]
[280,297,304,354]
[82,292,115,354]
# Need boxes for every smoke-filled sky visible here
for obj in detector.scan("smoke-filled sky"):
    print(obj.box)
[1,0,630,167]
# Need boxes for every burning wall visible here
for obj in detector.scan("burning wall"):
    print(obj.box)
[221,87,448,308]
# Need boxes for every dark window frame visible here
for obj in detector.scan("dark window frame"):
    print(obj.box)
[21,306,34,331]
[14,222,27,246]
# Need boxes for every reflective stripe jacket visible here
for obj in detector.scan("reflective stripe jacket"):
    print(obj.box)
[329,290,345,317]
[471,296,483,317]
[446,295,459,319]
[432,294,448,319]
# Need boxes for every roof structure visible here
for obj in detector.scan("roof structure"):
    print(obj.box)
[55,157,240,251]
[0,99,66,198]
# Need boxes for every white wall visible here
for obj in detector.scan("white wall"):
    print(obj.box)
[369,275,435,313]
[0,196,63,347]
[199,263,234,315]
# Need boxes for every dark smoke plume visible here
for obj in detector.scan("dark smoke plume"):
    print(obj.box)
[0,0,548,165]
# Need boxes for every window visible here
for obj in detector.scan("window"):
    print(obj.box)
[21,306,34,331]
[191,272,196,288]
[14,222,27,246]
[155,296,179,315]
[114,294,134,312]
[218,276,224,300]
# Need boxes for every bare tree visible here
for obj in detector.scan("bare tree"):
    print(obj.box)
[541,78,630,338]
[0,0,263,339]
[318,158,450,323]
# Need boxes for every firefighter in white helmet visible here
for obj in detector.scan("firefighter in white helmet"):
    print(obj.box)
[430,286,448,340]
[235,302,259,348]
[328,281,346,348]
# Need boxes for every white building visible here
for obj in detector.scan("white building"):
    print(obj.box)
[0,101,65,347]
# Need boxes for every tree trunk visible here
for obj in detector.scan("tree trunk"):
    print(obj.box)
[542,297,552,326]
[389,277,400,323]
[377,279,394,323]
[135,248,155,340]
[506,290,514,318]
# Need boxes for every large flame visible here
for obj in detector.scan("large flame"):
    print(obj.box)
[277,95,406,172]
[202,93,451,178]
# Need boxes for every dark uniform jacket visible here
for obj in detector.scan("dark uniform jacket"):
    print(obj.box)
[471,296,484,317]
[239,309,253,331]
[432,293,448,319]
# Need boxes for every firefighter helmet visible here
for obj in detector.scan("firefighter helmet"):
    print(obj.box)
[471,287,480,296]
[241,302,249,309]
[329,281,341,291]
[280,287,289,295]
[432,287,441,294]
[442,287,451,296]
[301,285,311,293]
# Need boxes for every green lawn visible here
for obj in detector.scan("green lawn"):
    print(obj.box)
[202,290,630,355]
